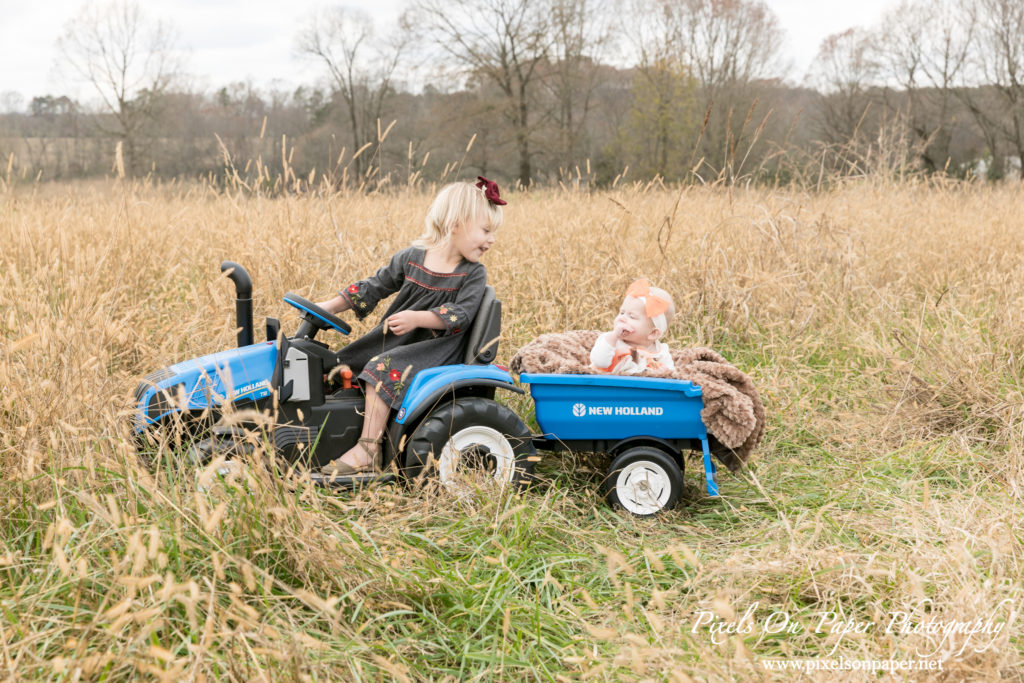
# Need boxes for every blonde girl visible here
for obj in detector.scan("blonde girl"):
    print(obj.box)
[316,177,506,476]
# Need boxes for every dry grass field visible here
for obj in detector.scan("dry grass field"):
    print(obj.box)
[1,177,1022,680]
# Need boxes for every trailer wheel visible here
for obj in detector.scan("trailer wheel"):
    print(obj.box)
[604,447,683,517]
[405,398,535,490]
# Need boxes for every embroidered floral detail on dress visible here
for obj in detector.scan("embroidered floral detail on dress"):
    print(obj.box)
[439,306,449,314]
[410,262,468,278]
[367,356,410,395]
[343,282,369,310]
[407,276,457,292]
[448,314,458,322]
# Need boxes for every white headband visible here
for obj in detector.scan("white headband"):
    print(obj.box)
[651,312,667,334]
[637,296,668,333]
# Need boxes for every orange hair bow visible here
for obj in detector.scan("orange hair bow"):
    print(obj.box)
[625,278,670,319]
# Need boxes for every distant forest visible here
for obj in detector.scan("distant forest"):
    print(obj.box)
[2,0,1022,189]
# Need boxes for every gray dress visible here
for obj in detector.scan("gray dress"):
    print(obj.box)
[336,246,487,409]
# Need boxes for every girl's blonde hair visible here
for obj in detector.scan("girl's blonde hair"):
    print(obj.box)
[413,181,504,248]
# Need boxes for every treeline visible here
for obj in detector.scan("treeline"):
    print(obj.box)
[1,0,1022,189]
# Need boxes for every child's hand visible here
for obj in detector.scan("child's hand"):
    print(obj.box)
[386,311,418,335]
[613,320,633,340]
[601,330,623,347]
[604,329,631,353]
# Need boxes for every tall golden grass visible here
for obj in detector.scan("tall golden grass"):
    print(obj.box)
[1,177,1022,679]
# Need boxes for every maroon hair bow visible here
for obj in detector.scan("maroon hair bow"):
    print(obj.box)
[476,176,507,206]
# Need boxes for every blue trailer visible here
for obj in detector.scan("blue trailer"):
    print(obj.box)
[520,373,717,515]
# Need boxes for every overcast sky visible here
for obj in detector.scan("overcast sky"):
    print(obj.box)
[0,0,898,108]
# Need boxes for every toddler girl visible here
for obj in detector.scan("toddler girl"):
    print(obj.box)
[590,279,675,374]
[316,177,506,476]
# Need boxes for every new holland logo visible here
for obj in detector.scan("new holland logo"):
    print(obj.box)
[571,403,664,417]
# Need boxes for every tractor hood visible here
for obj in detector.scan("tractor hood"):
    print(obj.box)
[133,341,277,433]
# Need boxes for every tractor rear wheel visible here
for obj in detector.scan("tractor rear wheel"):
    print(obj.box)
[404,398,535,490]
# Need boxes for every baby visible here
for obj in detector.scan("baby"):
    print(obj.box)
[590,279,675,374]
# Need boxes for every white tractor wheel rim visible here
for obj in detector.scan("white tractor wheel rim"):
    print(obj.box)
[616,460,672,515]
[438,425,516,489]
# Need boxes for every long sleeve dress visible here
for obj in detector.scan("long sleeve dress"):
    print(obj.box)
[336,246,487,409]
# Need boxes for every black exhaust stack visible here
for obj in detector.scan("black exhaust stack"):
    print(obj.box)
[220,261,254,347]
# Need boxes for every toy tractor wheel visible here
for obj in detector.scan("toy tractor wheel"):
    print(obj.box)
[404,398,535,490]
[603,447,684,517]
[139,435,222,472]
[185,434,254,467]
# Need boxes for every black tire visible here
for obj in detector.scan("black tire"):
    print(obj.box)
[404,398,535,489]
[603,447,684,517]
[135,411,216,471]
[186,435,254,466]
[140,431,254,476]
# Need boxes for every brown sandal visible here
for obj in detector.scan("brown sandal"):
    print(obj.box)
[320,437,382,476]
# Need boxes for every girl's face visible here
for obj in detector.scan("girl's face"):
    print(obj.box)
[614,295,659,347]
[452,213,496,262]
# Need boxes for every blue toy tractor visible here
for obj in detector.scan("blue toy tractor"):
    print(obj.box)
[133,261,536,490]
[134,262,719,515]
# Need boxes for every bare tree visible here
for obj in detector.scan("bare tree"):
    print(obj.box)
[874,0,974,172]
[623,0,788,179]
[807,28,879,145]
[56,0,179,175]
[412,0,553,186]
[971,0,1024,175]
[296,6,409,179]
[1,92,25,115]
[677,0,787,97]
[544,0,614,175]
[619,0,700,179]
[941,1,1004,178]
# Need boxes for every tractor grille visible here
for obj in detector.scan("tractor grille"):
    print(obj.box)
[147,383,186,420]
[133,367,175,405]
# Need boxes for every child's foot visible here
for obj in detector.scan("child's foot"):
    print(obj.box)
[320,437,382,476]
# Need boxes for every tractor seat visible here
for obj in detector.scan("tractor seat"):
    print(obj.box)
[463,285,501,365]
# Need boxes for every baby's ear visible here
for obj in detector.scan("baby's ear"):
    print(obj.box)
[648,327,662,342]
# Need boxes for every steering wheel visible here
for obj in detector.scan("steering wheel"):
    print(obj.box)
[283,293,351,335]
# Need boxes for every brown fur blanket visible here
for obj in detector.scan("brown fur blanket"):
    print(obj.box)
[509,331,765,471]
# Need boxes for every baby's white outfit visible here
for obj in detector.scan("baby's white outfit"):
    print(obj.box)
[590,336,675,375]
